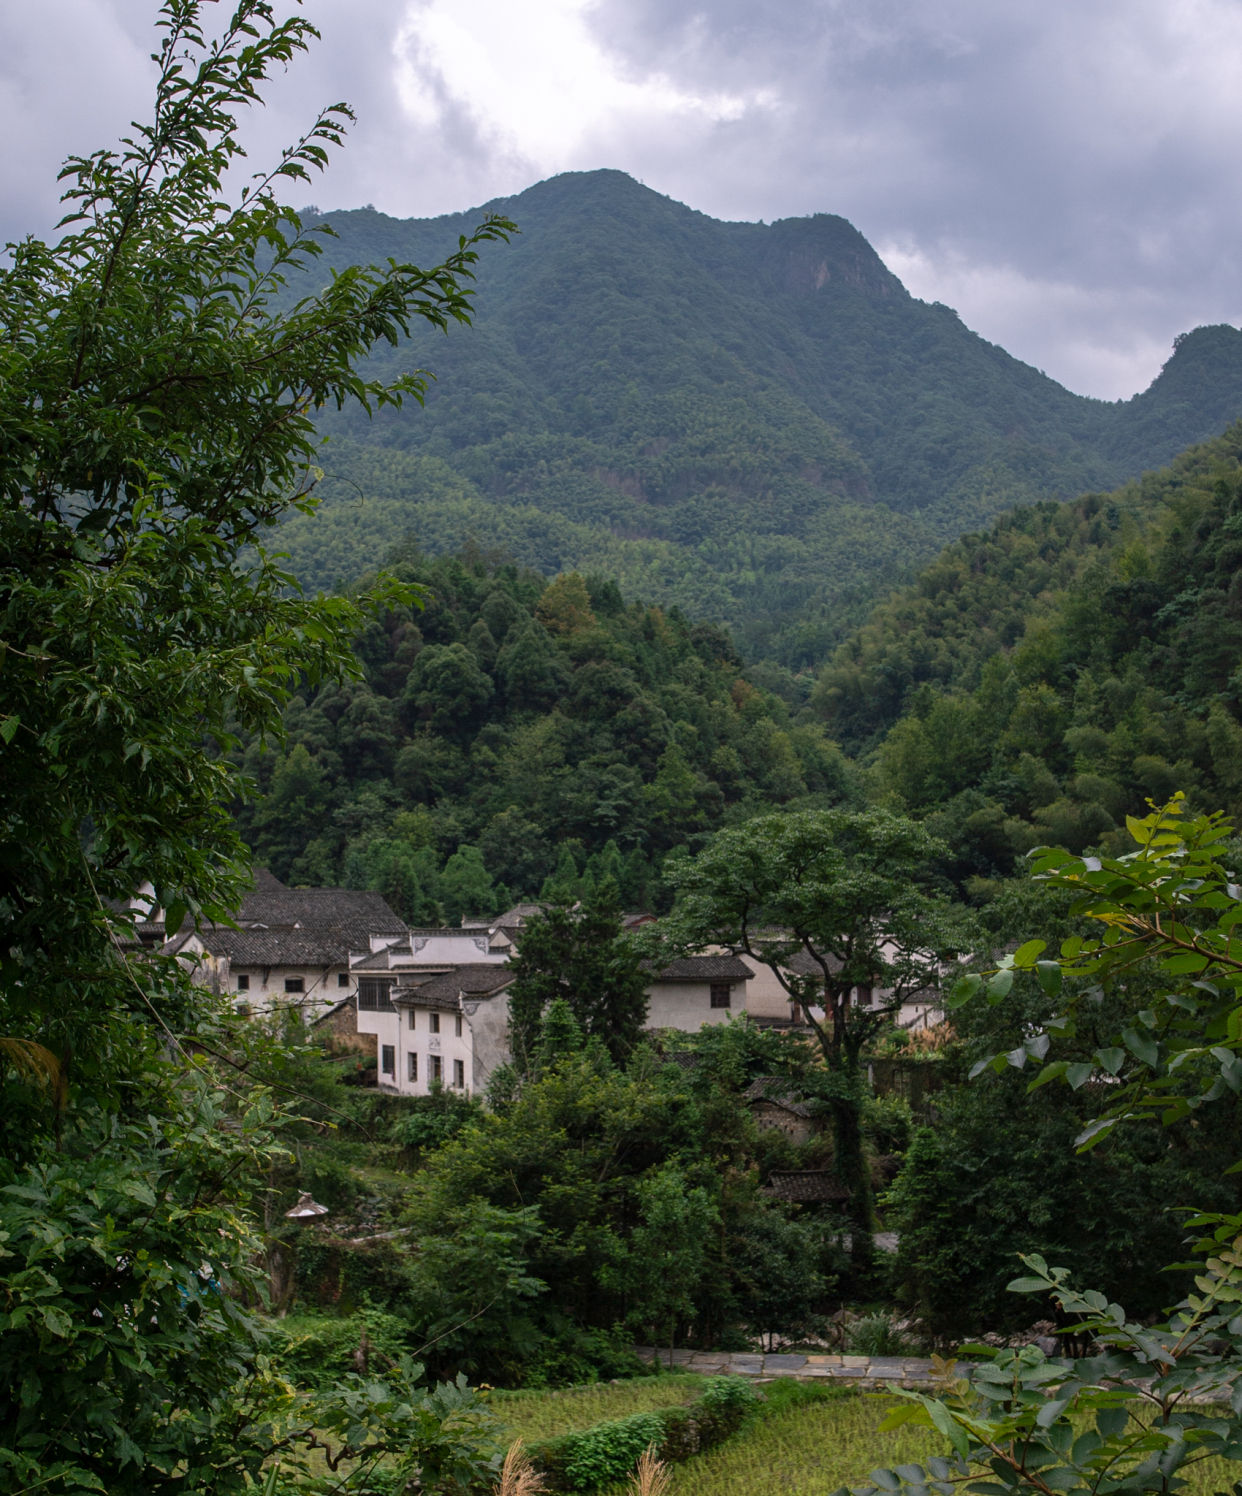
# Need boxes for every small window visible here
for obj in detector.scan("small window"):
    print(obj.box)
[285,977,304,994]
[430,1013,440,1034]
[338,973,349,988]
[381,1045,395,1076]
[710,984,731,1009]
[455,1014,463,1038]
[408,1008,417,1030]
[453,1059,465,1089]
[235,1001,251,1018]
[236,974,250,992]
[407,1052,418,1082]
[429,1055,442,1081]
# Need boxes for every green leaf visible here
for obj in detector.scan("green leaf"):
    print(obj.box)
[1035,960,1064,997]
[1065,1063,1093,1090]
[1162,952,1210,974]
[925,1399,970,1457]
[1094,1047,1125,1076]
[1121,1028,1160,1068]
[986,969,1014,1003]
[947,974,983,1009]
[1028,1061,1069,1092]
[41,1306,72,1338]
[1075,1116,1117,1149]
[1014,940,1048,967]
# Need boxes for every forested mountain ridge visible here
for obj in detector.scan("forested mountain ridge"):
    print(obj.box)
[273,171,1242,661]
[814,419,1242,890]
[235,557,851,921]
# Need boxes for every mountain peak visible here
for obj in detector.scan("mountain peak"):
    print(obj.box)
[762,213,902,299]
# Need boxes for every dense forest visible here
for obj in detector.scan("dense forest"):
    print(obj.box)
[817,418,1242,891]
[16,9,1242,1491]
[235,553,849,921]
[244,418,1242,919]
[269,171,1242,662]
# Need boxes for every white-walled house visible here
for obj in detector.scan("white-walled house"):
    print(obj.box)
[644,955,755,1030]
[350,924,518,1096]
[356,965,516,1096]
[727,948,942,1032]
[167,873,408,1019]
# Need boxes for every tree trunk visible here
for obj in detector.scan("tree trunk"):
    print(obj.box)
[831,1059,875,1275]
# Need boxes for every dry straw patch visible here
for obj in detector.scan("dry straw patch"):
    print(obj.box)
[628,1445,671,1496]
[495,1438,545,1496]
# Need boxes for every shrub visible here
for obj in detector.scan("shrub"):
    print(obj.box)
[268,1309,414,1390]
[529,1376,757,1491]
[844,1313,915,1357]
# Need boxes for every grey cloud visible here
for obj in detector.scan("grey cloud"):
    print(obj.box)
[3,0,1241,398]
[579,0,1242,393]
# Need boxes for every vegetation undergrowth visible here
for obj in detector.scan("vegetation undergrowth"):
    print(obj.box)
[490,1376,707,1444]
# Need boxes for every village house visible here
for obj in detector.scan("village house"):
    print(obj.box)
[741,1076,822,1145]
[348,908,539,1097]
[166,869,409,1019]
[728,948,942,1033]
[356,964,516,1096]
[644,954,756,1028]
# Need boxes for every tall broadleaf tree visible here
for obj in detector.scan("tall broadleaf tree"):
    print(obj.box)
[0,2,513,1489]
[507,881,650,1068]
[658,809,977,1266]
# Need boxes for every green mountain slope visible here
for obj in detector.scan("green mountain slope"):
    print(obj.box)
[277,170,1242,660]
[811,420,1242,887]
[236,557,850,916]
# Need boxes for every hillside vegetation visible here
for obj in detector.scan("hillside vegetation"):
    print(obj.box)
[274,171,1242,662]
[236,553,849,919]
[814,419,1242,888]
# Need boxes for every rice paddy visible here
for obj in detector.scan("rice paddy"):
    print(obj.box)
[488,1373,707,1442]
[493,1375,1242,1496]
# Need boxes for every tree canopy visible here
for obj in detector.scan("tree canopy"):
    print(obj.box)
[658,807,976,1262]
[0,2,513,1488]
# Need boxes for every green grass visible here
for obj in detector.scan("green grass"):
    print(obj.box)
[490,1373,707,1442]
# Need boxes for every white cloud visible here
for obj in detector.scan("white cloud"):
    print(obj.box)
[876,244,1186,402]
[386,0,775,205]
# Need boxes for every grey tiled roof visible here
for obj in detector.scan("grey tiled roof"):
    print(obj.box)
[651,955,754,981]
[742,1077,816,1118]
[351,946,411,971]
[311,996,355,1027]
[762,1170,848,1202]
[393,964,515,1008]
[495,903,544,925]
[191,928,352,968]
[786,950,838,978]
[235,884,407,944]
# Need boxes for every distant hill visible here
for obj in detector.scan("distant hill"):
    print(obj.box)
[812,418,1242,891]
[278,170,1242,662]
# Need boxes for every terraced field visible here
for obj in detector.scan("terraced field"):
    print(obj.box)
[493,1374,1241,1496]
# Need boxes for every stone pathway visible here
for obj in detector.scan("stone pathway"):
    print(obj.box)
[635,1347,945,1389]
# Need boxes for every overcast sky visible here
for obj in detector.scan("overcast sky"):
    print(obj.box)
[4,0,1240,400]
